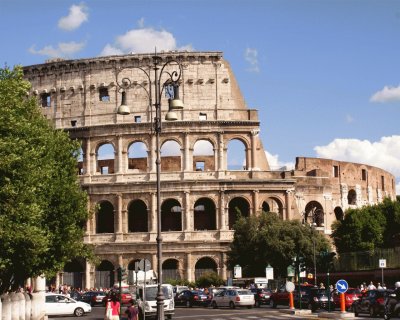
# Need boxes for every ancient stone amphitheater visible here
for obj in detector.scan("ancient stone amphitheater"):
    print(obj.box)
[23,51,395,289]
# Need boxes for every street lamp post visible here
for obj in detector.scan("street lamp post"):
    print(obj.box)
[116,54,183,320]
[311,222,317,286]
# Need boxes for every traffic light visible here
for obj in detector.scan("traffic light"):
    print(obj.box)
[298,256,307,272]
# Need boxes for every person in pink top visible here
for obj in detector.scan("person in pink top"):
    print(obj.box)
[105,292,120,320]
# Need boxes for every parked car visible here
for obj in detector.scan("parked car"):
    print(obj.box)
[294,287,334,312]
[103,288,134,305]
[45,293,91,317]
[333,287,361,311]
[251,288,272,307]
[211,288,254,309]
[174,289,209,307]
[270,284,314,308]
[81,291,107,306]
[351,289,386,317]
[173,285,189,297]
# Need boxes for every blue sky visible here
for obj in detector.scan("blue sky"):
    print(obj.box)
[2,0,400,192]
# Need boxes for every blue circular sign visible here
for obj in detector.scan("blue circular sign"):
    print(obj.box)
[336,279,349,293]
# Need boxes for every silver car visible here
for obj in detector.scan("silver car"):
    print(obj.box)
[211,289,254,309]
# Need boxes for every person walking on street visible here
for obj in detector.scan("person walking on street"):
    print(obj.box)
[105,292,120,320]
[125,299,139,320]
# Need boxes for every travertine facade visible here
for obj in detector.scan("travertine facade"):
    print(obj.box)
[23,51,396,289]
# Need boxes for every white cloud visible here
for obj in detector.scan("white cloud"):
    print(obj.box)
[58,3,88,31]
[100,23,193,56]
[370,85,400,103]
[244,47,260,73]
[265,151,294,170]
[314,136,400,194]
[193,140,214,156]
[29,41,86,58]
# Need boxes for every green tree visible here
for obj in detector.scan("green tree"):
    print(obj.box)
[227,212,331,278]
[0,66,93,293]
[195,272,225,288]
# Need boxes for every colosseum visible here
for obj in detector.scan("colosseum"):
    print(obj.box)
[23,51,396,290]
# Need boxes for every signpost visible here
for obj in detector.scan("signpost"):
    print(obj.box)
[285,281,295,310]
[379,259,386,286]
[336,279,349,313]
[265,265,274,281]
[234,265,242,279]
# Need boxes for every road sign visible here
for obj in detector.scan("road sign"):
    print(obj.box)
[336,279,349,294]
[379,259,386,268]
[285,281,295,293]
[234,265,242,278]
[138,259,151,271]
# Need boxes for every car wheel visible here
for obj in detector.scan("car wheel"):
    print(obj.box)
[270,298,277,308]
[229,301,235,309]
[211,301,218,309]
[369,306,376,317]
[74,307,84,317]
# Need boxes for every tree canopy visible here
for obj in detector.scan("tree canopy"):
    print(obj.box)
[0,66,93,293]
[227,212,331,278]
[331,198,400,254]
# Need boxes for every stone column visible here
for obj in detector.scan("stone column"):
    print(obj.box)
[150,134,156,173]
[217,132,224,171]
[85,261,92,290]
[251,130,258,170]
[221,253,227,280]
[285,189,293,220]
[150,192,157,233]
[252,190,259,215]
[219,190,227,230]
[117,134,123,174]
[186,253,193,282]
[184,191,192,231]
[184,132,191,171]
[85,138,91,175]
[116,193,123,241]
[91,150,97,175]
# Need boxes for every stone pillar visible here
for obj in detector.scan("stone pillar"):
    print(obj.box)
[221,253,227,280]
[186,253,193,282]
[250,130,258,170]
[1,293,11,320]
[217,132,224,171]
[84,138,91,175]
[91,150,97,175]
[252,190,259,215]
[219,190,227,230]
[150,193,157,233]
[117,135,123,174]
[85,261,92,290]
[184,132,190,171]
[150,135,156,173]
[115,193,123,241]
[184,191,192,231]
[152,254,157,280]
[285,189,293,220]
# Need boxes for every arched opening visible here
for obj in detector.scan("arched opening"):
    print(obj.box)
[334,206,344,221]
[348,189,357,205]
[161,140,181,172]
[96,201,114,233]
[262,198,284,218]
[228,197,250,229]
[96,143,115,174]
[128,141,148,172]
[128,200,148,232]
[128,259,141,285]
[194,198,216,230]
[161,199,182,231]
[193,140,215,171]
[163,259,181,281]
[76,146,84,175]
[304,201,324,227]
[195,257,218,280]
[227,139,247,170]
[95,260,115,288]
[63,259,84,289]
[262,201,270,213]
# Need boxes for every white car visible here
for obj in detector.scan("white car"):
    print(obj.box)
[45,293,91,317]
[211,289,254,309]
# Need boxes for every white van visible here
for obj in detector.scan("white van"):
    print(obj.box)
[137,284,174,319]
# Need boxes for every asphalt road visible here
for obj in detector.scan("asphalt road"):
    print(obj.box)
[49,304,385,320]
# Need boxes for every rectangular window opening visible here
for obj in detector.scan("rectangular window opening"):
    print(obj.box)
[196,161,205,171]
[101,166,109,175]
[41,93,51,107]
[99,87,110,102]
[381,175,385,191]
[199,113,207,121]
[362,169,367,181]
[135,116,142,123]
[333,165,339,178]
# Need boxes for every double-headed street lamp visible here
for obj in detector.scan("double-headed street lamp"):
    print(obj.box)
[116,54,183,320]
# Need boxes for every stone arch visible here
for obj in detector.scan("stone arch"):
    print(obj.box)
[95,260,115,288]
[163,259,181,281]
[161,198,182,231]
[228,197,250,229]
[96,200,114,233]
[193,139,215,171]
[348,189,357,205]
[262,197,284,218]
[304,201,324,227]
[128,141,148,172]
[63,259,84,289]
[128,199,148,232]
[194,257,218,280]
[227,138,248,170]
[194,197,216,230]
[96,142,115,174]
[161,140,182,172]
[334,206,344,221]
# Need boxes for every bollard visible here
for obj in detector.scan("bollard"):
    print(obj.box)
[10,293,19,320]
[1,294,11,320]
[340,292,346,313]
[23,293,31,320]
[289,292,294,309]
[17,292,25,320]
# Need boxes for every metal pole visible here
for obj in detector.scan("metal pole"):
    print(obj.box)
[313,236,317,286]
[154,56,165,320]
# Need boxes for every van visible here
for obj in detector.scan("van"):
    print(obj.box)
[137,284,174,319]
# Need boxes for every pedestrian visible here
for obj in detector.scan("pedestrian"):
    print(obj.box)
[384,281,400,318]
[319,282,325,289]
[105,292,120,320]
[377,282,383,290]
[125,299,139,320]
[367,281,376,290]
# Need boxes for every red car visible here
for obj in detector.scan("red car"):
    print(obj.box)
[270,284,314,308]
[103,288,134,306]
[333,287,362,311]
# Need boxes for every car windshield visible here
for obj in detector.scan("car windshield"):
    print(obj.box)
[142,286,172,300]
